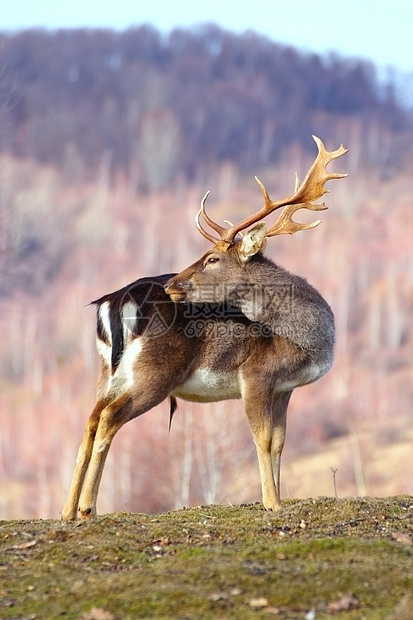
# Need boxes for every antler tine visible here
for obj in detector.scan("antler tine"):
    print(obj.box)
[195,191,223,244]
[264,199,327,237]
[290,135,348,203]
[217,178,279,243]
[264,135,348,237]
[253,176,325,236]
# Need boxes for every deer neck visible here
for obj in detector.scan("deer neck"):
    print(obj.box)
[233,259,286,324]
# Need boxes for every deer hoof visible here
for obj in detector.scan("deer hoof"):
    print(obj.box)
[79,506,96,520]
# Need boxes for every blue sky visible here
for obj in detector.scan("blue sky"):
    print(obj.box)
[1,0,412,74]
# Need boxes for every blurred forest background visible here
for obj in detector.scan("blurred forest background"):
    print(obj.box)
[0,25,412,518]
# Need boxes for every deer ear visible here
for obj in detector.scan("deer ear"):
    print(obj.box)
[238,222,268,261]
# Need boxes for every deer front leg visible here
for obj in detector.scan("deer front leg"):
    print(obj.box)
[243,389,292,511]
[61,401,105,521]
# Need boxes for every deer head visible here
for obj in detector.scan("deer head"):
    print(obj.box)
[165,136,347,304]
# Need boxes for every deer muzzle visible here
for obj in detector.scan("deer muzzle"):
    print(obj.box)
[164,277,192,303]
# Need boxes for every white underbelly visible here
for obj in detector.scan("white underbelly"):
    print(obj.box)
[275,359,332,392]
[172,368,241,403]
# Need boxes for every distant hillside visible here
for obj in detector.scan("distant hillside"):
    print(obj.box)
[0,25,411,188]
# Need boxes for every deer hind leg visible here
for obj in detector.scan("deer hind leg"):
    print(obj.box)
[243,387,292,511]
[61,399,107,521]
[61,392,133,521]
[77,392,132,519]
[62,369,175,521]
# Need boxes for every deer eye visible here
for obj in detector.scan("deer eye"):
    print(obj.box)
[206,256,220,266]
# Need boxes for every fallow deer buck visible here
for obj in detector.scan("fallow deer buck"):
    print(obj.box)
[62,136,347,521]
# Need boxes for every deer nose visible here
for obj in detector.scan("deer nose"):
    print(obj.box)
[164,278,190,295]
[164,281,173,295]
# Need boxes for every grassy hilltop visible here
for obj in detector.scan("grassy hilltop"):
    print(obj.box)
[1,497,413,619]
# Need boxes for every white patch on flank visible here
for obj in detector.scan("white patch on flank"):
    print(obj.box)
[96,336,111,367]
[99,301,112,346]
[173,367,241,403]
[96,301,113,368]
[97,299,143,394]
[113,337,143,389]
[122,300,138,337]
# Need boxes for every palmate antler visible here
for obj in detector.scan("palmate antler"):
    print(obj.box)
[195,136,348,244]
